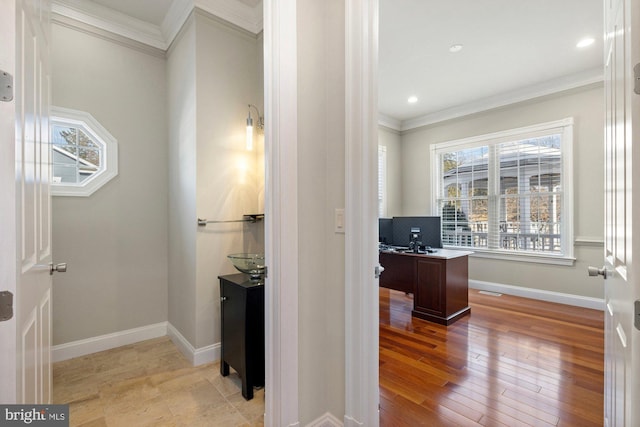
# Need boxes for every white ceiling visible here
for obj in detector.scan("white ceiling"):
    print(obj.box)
[90,0,174,26]
[379,0,603,127]
[236,0,262,7]
[89,0,261,27]
[56,0,604,129]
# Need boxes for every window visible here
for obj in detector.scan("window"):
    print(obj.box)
[378,145,387,217]
[51,107,118,197]
[432,118,574,265]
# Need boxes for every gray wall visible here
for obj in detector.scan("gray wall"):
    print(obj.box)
[51,24,168,344]
[167,11,263,350]
[167,16,198,346]
[297,0,346,422]
[398,84,604,299]
[194,11,263,348]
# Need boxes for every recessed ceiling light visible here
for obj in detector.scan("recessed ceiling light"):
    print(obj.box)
[449,44,463,53]
[407,96,418,104]
[576,37,595,48]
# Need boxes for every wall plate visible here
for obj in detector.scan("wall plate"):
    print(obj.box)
[335,208,345,234]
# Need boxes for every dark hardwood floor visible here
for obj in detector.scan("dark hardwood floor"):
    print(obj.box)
[379,288,604,426]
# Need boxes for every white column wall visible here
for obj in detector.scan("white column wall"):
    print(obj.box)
[297,0,346,423]
[167,16,198,345]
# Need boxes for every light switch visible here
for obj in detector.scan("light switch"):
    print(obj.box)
[335,208,345,234]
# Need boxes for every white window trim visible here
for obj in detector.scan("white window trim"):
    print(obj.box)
[378,145,388,218]
[430,118,575,265]
[50,106,118,197]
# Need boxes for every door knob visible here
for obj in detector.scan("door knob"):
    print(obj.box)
[587,266,608,279]
[50,262,67,275]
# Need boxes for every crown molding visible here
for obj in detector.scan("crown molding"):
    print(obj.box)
[377,113,401,132]
[52,0,263,53]
[52,0,167,50]
[195,0,262,35]
[161,0,194,46]
[52,13,166,58]
[161,0,264,47]
[398,67,604,132]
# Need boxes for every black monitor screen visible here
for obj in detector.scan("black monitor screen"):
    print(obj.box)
[391,216,442,248]
[378,218,393,244]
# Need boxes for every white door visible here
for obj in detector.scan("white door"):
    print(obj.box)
[0,0,19,404]
[601,0,640,425]
[0,0,52,404]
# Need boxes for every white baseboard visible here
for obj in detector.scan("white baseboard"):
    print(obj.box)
[52,321,222,366]
[343,415,364,427]
[166,322,220,366]
[52,322,168,362]
[307,413,343,427]
[469,280,605,310]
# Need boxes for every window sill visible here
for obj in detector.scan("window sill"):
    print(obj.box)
[445,246,576,266]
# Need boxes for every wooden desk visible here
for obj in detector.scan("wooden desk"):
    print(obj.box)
[379,249,473,325]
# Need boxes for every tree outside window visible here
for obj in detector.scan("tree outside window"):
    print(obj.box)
[51,106,118,197]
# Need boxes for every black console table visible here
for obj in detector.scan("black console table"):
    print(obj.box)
[218,273,265,400]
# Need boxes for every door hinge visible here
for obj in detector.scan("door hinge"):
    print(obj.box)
[635,63,640,95]
[0,70,13,102]
[0,291,14,321]
[635,300,640,331]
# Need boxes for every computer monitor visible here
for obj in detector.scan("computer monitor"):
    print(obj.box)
[378,218,393,244]
[391,216,442,248]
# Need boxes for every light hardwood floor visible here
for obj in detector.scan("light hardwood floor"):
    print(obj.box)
[54,289,604,426]
[53,337,264,427]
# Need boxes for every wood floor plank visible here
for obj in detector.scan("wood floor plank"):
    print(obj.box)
[380,394,475,427]
[501,386,603,426]
[379,288,604,426]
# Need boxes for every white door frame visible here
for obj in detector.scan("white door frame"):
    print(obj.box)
[344,0,380,426]
[263,0,300,425]
[263,0,379,425]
